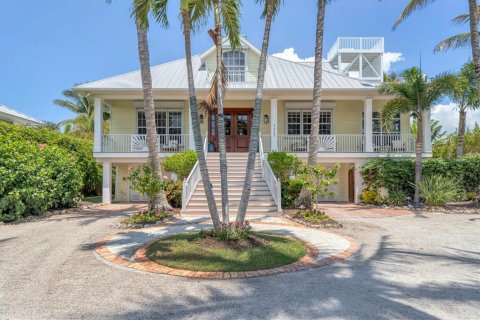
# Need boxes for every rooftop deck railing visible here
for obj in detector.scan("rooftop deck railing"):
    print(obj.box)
[327,37,384,61]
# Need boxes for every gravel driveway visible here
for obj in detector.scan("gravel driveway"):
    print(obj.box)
[1,204,479,320]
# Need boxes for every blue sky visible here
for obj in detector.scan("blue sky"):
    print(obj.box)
[0,0,476,131]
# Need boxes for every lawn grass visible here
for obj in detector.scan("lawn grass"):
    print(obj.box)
[81,196,102,203]
[146,232,307,272]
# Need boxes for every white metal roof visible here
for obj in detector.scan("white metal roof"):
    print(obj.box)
[0,104,43,125]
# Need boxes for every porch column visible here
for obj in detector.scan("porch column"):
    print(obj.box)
[364,98,373,152]
[93,98,103,152]
[188,109,195,150]
[354,161,366,204]
[271,99,278,151]
[102,161,112,204]
[423,110,432,152]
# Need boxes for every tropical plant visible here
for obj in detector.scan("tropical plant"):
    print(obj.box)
[267,152,302,182]
[162,150,197,180]
[411,119,447,142]
[128,163,164,212]
[358,189,385,205]
[434,6,480,52]
[387,189,409,206]
[297,164,338,210]
[433,123,480,158]
[418,175,463,206]
[308,0,330,166]
[392,0,480,96]
[54,89,110,139]
[380,67,454,204]
[237,0,282,223]
[113,0,171,210]
[445,61,480,156]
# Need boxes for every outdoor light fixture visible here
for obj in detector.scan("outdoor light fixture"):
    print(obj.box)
[200,114,204,123]
[263,115,269,124]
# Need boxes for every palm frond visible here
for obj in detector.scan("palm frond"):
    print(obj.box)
[131,0,169,29]
[189,0,213,31]
[199,62,228,113]
[450,5,480,25]
[381,99,412,131]
[392,0,438,30]
[255,0,284,20]
[434,32,472,52]
[221,0,242,49]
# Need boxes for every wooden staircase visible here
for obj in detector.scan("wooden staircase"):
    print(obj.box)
[181,153,280,215]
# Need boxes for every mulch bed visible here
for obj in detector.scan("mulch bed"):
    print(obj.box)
[195,234,269,250]
[423,201,480,214]
[283,209,343,228]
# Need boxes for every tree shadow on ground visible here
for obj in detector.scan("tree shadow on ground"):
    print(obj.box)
[71,228,480,319]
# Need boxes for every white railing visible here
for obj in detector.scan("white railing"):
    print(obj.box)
[101,134,190,152]
[182,133,208,210]
[208,70,258,83]
[275,134,365,153]
[327,37,384,61]
[373,134,415,153]
[260,134,282,212]
[336,134,365,152]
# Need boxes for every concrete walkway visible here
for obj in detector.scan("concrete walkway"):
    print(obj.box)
[1,204,479,319]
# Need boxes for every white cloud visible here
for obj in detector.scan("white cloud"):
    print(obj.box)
[431,102,480,133]
[383,52,404,73]
[272,48,315,62]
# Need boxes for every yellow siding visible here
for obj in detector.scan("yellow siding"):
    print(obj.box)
[336,164,353,202]
[277,100,286,134]
[333,101,363,134]
[110,100,136,134]
[115,164,130,202]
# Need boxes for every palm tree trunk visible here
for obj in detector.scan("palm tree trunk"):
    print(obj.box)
[213,0,230,224]
[135,21,171,211]
[308,0,326,166]
[236,0,274,223]
[468,0,480,95]
[457,108,467,157]
[181,12,221,229]
[414,113,423,205]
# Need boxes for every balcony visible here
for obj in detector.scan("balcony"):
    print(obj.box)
[327,37,384,62]
[262,134,415,153]
[208,70,258,84]
[101,134,190,153]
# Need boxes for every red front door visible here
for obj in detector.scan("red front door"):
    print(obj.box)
[209,109,252,152]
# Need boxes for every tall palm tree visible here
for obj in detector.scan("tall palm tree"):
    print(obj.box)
[380,67,454,204]
[110,0,171,210]
[236,0,282,223]
[392,0,480,96]
[308,0,330,166]
[446,61,480,157]
[411,119,447,142]
[211,0,241,224]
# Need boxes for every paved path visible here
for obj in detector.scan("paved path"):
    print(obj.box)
[1,204,479,319]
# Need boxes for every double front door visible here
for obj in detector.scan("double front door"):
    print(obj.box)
[208,109,252,152]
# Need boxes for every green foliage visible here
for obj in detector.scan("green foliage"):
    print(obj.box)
[359,189,386,205]
[267,152,302,182]
[128,163,164,211]
[162,150,197,180]
[361,156,480,203]
[163,180,182,208]
[298,164,339,205]
[0,122,101,196]
[418,175,463,206]
[281,178,304,208]
[0,140,82,222]
[433,124,480,159]
[387,190,409,206]
[292,210,336,224]
[124,210,170,225]
[200,221,252,241]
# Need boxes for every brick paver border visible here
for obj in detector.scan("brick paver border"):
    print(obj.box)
[95,222,359,280]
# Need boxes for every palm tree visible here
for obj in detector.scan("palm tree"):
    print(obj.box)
[446,61,480,157]
[110,0,171,210]
[433,6,480,52]
[393,0,480,95]
[236,0,282,223]
[211,0,242,224]
[380,67,454,205]
[54,89,110,139]
[308,0,330,166]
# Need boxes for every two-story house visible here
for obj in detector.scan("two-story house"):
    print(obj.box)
[76,36,432,214]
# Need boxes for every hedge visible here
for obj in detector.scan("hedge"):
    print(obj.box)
[0,122,101,196]
[0,139,83,222]
[360,156,480,197]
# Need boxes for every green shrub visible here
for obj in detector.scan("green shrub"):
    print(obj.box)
[387,190,409,206]
[359,189,386,205]
[0,140,82,222]
[361,156,480,199]
[124,210,170,225]
[267,152,302,182]
[0,122,101,196]
[128,163,164,211]
[200,221,252,241]
[162,150,197,180]
[418,175,463,206]
[164,180,182,208]
[281,178,304,208]
[466,191,478,201]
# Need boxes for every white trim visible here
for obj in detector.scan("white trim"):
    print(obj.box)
[271,99,278,151]
[364,99,373,152]
[94,98,103,152]
[135,108,184,136]
[285,108,334,135]
[284,101,336,108]
[102,161,112,204]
